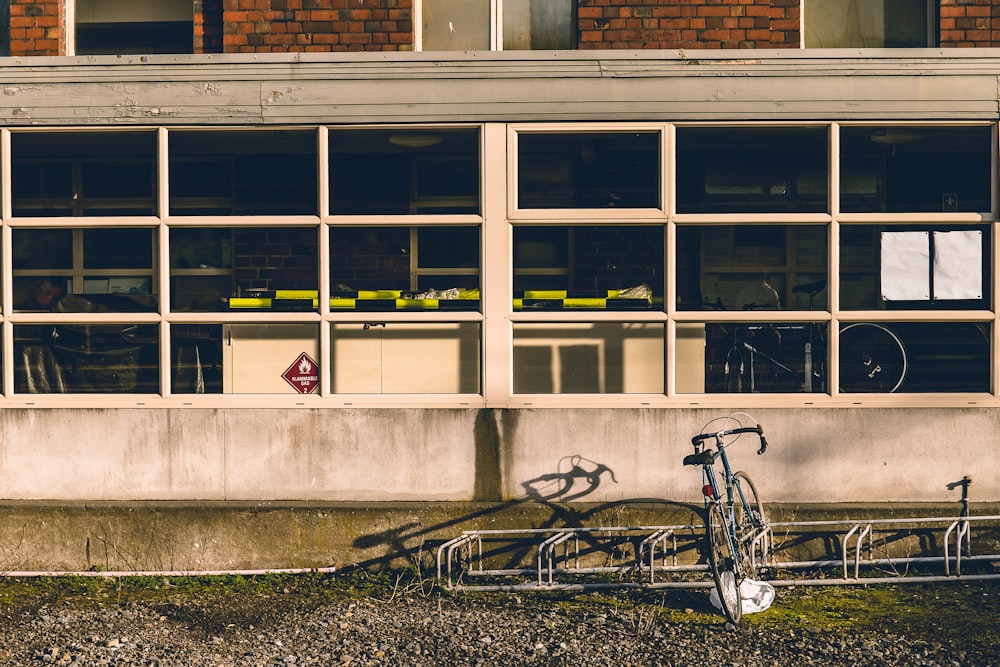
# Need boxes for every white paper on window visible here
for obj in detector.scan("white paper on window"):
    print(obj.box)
[880,231,929,301]
[933,230,982,300]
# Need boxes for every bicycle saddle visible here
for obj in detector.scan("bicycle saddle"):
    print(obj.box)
[792,279,827,296]
[683,450,715,466]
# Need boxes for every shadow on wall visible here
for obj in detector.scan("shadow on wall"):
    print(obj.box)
[350,455,701,573]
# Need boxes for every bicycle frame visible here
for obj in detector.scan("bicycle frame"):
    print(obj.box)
[687,424,769,571]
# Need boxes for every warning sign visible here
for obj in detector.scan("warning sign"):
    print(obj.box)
[282,352,320,394]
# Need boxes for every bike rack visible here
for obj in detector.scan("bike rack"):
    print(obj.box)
[435,514,1000,592]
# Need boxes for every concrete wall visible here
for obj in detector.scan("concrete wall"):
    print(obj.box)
[0,407,994,505]
[0,406,995,571]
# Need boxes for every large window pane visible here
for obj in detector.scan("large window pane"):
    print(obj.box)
[222,324,320,394]
[209,227,319,313]
[503,0,573,49]
[839,225,989,310]
[15,323,159,393]
[517,132,660,209]
[839,322,988,393]
[13,228,156,312]
[677,127,828,213]
[840,126,991,213]
[169,130,317,216]
[330,128,479,215]
[513,226,663,309]
[804,0,932,48]
[676,225,828,312]
[329,226,480,311]
[332,323,480,393]
[681,322,828,394]
[12,131,157,217]
[513,323,664,394]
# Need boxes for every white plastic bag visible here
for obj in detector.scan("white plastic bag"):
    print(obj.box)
[708,578,775,614]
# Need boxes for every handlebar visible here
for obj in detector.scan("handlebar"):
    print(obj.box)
[691,425,768,455]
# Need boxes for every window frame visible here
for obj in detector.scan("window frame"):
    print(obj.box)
[415,0,576,52]
[0,120,996,408]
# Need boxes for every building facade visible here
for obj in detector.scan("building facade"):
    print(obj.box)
[0,0,999,569]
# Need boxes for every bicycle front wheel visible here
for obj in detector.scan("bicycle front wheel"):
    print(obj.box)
[706,502,743,625]
[733,471,767,575]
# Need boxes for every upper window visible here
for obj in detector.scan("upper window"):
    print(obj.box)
[75,0,194,55]
[329,128,480,216]
[804,0,935,48]
[840,126,991,213]
[517,132,661,210]
[420,0,574,51]
[676,127,828,214]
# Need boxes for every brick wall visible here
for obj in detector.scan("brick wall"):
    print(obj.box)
[233,228,319,293]
[222,0,412,54]
[10,0,63,56]
[196,0,225,53]
[577,0,800,50]
[940,0,1000,47]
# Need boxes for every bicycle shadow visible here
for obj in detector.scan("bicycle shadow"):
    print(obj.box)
[349,455,703,574]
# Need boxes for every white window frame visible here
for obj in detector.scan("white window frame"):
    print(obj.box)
[0,120,997,409]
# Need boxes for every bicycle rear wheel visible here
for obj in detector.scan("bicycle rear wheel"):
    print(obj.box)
[706,502,743,625]
[733,471,767,575]
[839,322,907,393]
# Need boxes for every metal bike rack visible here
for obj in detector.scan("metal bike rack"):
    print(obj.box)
[435,514,1000,592]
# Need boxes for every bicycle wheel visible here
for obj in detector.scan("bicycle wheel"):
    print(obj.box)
[733,471,767,574]
[705,502,743,625]
[839,322,907,393]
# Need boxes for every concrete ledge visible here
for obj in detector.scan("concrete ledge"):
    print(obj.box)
[1,501,996,573]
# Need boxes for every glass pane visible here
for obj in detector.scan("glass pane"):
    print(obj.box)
[422,0,490,50]
[221,227,319,313]
[682,322,828,394]
[332,323,480,393]
[804,0,930,48]
[839,225,989,310]
[223,324,320,394]
[13,228,157,312]
[15,323,159,393]
[503,0,573,49]
[839,322,988,393]
[329,128,480,215]
[170,228,234,312]
[518,132,660,209]
[513,225,664,310]
[171,324,223,394]
[676,127,828,213]
[76,0,193,54]
[13,229,72,270]
[330,226,480,311]
[513,323,664,394]
[12,132,157,217]
[169,130,317,215]
[676,225,829,311]
[840,126,991,213]
[83,228,154,269]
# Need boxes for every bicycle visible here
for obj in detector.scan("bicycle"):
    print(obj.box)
[683,413,769,624]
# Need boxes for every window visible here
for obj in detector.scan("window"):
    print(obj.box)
[74,0,194,55]
[517,132,661,210]
[840,126,991,213]
[329,128,479,215]
[12,131,157,217]
[1,121,998,404]
[803,0,935,48]
[419,0,574,51]
[676,127,828,214]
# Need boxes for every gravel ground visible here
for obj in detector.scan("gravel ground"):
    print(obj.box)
[0,578,997,666]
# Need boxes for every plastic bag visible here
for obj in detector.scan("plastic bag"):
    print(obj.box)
[708,578,776,614]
